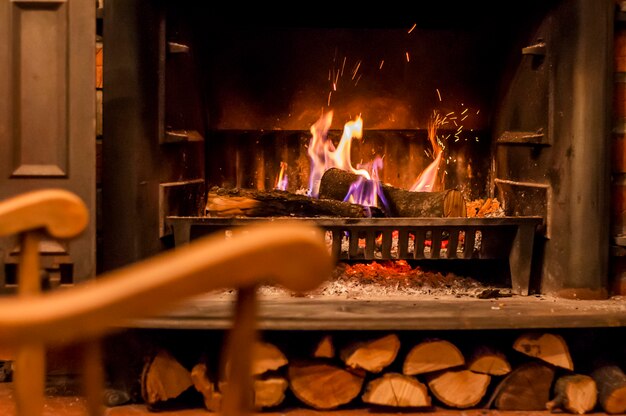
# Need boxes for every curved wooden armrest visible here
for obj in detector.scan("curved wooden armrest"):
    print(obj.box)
[0,189,89,239]
[0,221,333,347]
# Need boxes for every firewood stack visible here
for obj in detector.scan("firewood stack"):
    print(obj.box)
[140,331,625,414]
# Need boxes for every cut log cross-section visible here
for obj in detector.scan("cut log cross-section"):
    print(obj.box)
[427,369,491,409]
[288,360,365,410]
[318,167,466,217]
[362,373,431,408]
[340,333,401,373]
[403,339,465,376]
[546,374,597,415]
[591,363,626,414]
[313,335,335,359]
[141,350,193,407]
[488,361,555,410]
[468,346,512,376]
[513,332,574,370]
[191,363,222,412]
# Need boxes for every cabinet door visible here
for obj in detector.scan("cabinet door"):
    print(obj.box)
[0,0,95,291]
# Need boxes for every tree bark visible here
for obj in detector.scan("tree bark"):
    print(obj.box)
[362,373,431,408]
[318,168,466,217]
[546,374,597,414]
[591,363,626,414]
[488,361,555,410]
[205,186,383,218]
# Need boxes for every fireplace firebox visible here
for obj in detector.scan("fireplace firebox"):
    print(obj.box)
[102,0,612,306]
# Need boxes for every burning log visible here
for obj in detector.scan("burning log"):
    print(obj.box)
[591,363,626,414]
[487,361,555,410]
[513,332,574,370]
[287,360,365,409]
[402,339,465,376]
[140,350,194,407]
[318,168,466,217]
[205,186,383,218]
[427,369,491,408]
[546,374,597,414]
[362,373,431,408]
[339,333,400,373]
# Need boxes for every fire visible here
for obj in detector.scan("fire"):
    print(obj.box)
[274,161,288,191]
[307,111,371,198]
[410,111,446,192]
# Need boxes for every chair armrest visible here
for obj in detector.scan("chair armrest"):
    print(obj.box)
[0,221,333,347]
[0,189,88,239]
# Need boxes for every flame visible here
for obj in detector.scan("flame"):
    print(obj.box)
[307,110,370,198]
[343,156,389,212]
[410,111,445,192]
[274,161,288,191]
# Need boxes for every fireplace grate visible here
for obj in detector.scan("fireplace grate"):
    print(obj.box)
[166,216,542,295]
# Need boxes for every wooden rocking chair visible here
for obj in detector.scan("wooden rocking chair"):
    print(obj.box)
[0,189,333,416]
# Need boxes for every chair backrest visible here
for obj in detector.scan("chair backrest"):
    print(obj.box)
[0,189,334,416]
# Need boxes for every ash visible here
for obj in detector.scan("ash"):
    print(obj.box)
[253,260,509,300]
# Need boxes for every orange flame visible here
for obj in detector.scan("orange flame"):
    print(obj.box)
[274,161,288,191]
[307,110,370,197]
[410,112,445,192]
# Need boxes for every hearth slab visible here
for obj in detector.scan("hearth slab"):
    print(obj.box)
[126,295,626,331]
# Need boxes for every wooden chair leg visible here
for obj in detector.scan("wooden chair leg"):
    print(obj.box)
[15,231,45,416]
[82,339,105,416]
[221,285,258,416]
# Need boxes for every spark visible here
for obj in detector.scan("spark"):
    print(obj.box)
[461,108,469,115]
[461,115,468,121]
[436,89,442,102]
[408,23,416,33]
[476,109,480,114]
[445,111,454,117]
[379,60,384,69]
[351,60,362,80]
[341,57,347,76]
[355,74,363,86]
[405,52,410,62]
[327,91,332,107]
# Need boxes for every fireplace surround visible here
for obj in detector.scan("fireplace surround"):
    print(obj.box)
[101,0,612,306]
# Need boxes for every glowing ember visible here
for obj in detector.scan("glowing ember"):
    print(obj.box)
[274,161,288,191]
[307,111,371,198]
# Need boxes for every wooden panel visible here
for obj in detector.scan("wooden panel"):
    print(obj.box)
[0,0,95,290]
[10,0,68,177]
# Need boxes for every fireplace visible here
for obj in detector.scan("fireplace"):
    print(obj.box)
[102,0,612,302]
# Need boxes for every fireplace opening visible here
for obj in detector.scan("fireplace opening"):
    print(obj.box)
[103,0,611,300]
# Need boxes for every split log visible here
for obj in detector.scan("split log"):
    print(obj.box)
[205,186,383,218]
[362,373,431,408]
[219,375,289,409]
[546,374,597,414]
[468,346,512,376]
[224,341,288,377]
[340,333,400,373]
[191,363,222,412]
[591,363,626,414]
[288,360,365,409]
[427,369,491,409]
[140,350,193,406]
[513,332,574,370]
[488,361,555,410]
[313,335,335,359]
[318,167,466,217]
[403,339,465,376]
